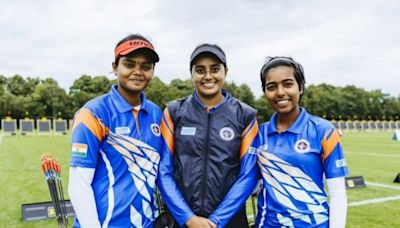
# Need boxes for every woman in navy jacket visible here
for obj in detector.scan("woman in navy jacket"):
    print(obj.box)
[158,44,259,228]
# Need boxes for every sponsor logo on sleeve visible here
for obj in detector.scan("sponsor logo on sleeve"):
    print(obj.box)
[180,127,196,136]
[219,127,235,141]
[71,143,88,157]
[150,123,161,136]
[336,159,347,168]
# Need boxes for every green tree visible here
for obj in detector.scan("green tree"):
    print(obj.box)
[145,77,177,108]
[0,93,27,119]
[301,84,340,118]
[0,75,6,96]
[2,73,400,121]
[69,75,115,113]
[236,84,255,107]
[382,96,400,119]
[338,85,369,119]
[32,78,68,118]
[223,81,239,97]
[254,96,274,123]
[1,75,40,118]
[170,79,194,98]
[367,90,385,120]
[7,75,25,96]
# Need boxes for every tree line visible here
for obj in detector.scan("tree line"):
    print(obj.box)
[1,74,399,123]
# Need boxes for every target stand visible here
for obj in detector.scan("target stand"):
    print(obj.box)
[37,119,52,136]
[20,119,35,136]
[1,118,17,136]
[53,119,67,135]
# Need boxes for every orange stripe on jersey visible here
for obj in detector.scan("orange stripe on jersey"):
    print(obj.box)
[322,129,340,161]
[241,118,256,137]
[161,108,175,155]
[72,108,108,141]
[163,108,174,132]
[240,120,259,159]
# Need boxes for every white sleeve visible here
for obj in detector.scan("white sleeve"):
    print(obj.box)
[68,167,101,228]
[327,177,347,228]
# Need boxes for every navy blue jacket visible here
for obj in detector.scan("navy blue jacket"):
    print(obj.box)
[158,91,259,227]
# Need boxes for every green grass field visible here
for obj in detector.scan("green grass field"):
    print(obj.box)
[0,131,399,227]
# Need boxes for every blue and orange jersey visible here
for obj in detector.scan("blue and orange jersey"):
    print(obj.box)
[157,91,259,227]
[255,108,348,228]
[70,85,162,228]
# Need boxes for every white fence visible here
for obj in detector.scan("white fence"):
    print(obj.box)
[332,120,400,131]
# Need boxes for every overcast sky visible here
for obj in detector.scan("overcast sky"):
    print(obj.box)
[1,0,399,98]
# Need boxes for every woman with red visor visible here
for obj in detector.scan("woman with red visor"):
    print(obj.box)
[68,34,163,228]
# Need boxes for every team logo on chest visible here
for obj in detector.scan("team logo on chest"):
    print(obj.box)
[219,127,235,141]
[294,139,310,153]
[150,123,161,136]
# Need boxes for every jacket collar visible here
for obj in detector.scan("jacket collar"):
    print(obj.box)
[193,89,229,112]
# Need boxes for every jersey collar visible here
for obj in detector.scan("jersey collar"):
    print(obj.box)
[268,107,308,134]
[110,85,149,113]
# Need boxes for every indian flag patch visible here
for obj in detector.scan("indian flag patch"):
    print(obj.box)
[71,143,88,157]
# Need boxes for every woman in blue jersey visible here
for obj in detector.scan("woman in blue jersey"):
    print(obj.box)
[68,34,163,227]
[255,57,348,228]
[158,44,259,228]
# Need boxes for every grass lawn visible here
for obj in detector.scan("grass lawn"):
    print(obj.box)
[0,135,72,228]
[1,131,399,227]
[342,131,400,228]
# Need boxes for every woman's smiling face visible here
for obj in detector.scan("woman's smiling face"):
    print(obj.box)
[264,65,303,115]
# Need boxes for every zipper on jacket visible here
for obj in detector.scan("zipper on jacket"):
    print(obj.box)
[200,112,212,215]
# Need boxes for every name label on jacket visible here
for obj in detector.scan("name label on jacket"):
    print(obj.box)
[180,127,196,136]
